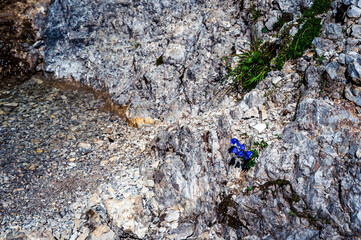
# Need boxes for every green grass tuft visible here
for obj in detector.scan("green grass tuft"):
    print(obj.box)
[286,17,322,59]
[302,0,332,17]
[220,0,330,96]
[222,36,276,92]
[250,7,261,22]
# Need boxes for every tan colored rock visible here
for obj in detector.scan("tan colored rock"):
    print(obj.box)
[88,191,101,206]
[259,105,268,121]
[105,195,148,238]
[90,225,115,240]
[28,230,55,240]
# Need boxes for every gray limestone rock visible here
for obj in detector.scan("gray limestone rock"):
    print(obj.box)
[43,0,242,122]
[346,52,361,85]
[325,23,343,40]
[351,24,361,38]
[347,4,361,18]
[326,61,340,80]
[4,0,361,239]
[312,38,336,58]
[345,83,361,106]
[305,66,320,89]
[265,10,281,30]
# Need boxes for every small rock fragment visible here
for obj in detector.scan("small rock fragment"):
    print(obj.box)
[78,142,92,150]
[242,107,259,119]
[259,105,268,121]
[252,123,267,133]
[272,76,282,85]
[345,84,361,106]
[326,61,340,80]
[347,5,361,18]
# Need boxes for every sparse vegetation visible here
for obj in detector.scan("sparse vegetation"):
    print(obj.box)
[273,13,293,31]
[219,34,277,94]
[250,6,261,23]
[228,137,268,171]
[219,0,331,96]
[286,17,322,59]
[302,0,332,17]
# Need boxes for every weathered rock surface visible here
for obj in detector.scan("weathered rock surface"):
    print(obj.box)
[2,0,361,239]
[43,0,246,123]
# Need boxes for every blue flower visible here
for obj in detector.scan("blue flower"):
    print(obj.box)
[237,151,244,158]
[230,138,238,145]
[245,151,253,160]
[239,144,245,151]
[231,147,238,154]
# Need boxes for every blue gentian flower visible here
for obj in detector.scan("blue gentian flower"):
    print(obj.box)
[231,147,238,154]
[237,151,244,158]
[239,144,245,151]
[245,151,253,160]
[230,138,238,145]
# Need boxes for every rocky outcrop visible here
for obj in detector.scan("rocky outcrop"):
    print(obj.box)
[43,0,248,123]
[2,0,361,239]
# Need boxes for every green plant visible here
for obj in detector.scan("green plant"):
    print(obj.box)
[254,139,268,149]
[262,27,268,33]
[228,137,268,171]
[274,53,287,70]
[219,0,331,97]
[221,34,276,93]
[315,54,326,65]
[231,43,236,55]
[250,7,261,22]
[289,211,295,216]
[286,17,322,59]
[302,0,332,17]
[134,42,141,49]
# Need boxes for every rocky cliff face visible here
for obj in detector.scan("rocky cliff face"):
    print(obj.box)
[43,0,247,124]
[2,0,361,239]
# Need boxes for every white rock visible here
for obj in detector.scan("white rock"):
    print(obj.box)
[272,76,282,85]
[165,209,180,223]
[242,107,259,119]
[145,179,155,187]
[163,44,186,64]
[78,142,91,150]
[356,149,361,158]
[2,102,18,107]
[89,225,115,240]
[252,123,267,133]
[238,101,249,112]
